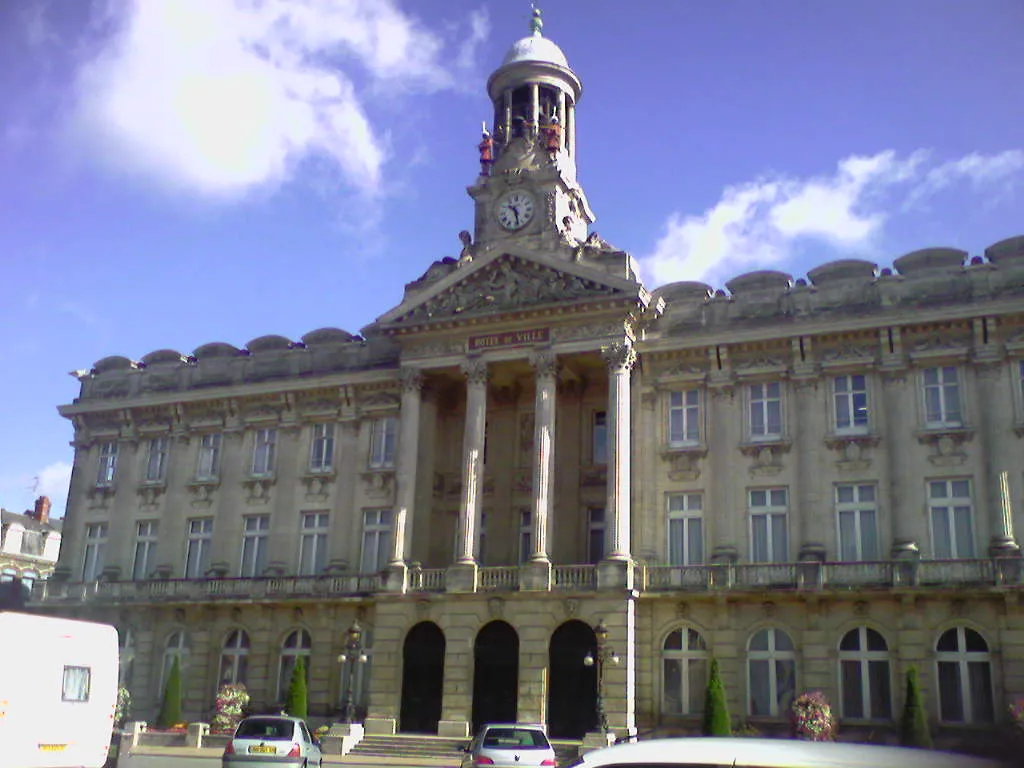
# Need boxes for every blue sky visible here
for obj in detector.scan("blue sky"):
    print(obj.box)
[1,0,1022,519]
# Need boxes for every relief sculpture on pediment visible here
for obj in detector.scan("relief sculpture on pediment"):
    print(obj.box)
[401,256,617,322]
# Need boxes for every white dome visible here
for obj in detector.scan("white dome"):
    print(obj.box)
[501,35,569,68]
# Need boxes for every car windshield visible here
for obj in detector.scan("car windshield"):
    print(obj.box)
[235,718,294,740]
[483,728,549,749]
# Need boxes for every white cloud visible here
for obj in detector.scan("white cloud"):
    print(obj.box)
[642,149,1022,288]
[36,462,73,517]
[71,0,487,198]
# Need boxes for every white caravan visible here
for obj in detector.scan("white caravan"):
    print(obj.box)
[0,612,120,768]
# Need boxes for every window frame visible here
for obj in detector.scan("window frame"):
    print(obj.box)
[832,373,870,434]
[196,433,222,481]
[360,509,392,573]
[587,507,606,564]
[922,365,963,429]
[309,422,335,473]
[368,417,397,469]
[667,493,704,566]
[746,628,797,717]
[928,478,975,559]
[748,488,789,563]
[838,627,892,721]
[96,441,118,486]
[132,520,159,580]
[251,428,277,477]
[748,381,784,441]
[835,483,880,562]
[518,508,532,564]
[160,631,189,701]
[82,522,108,581]
[661,627,709,716]
[935,626,994,724]
[184,518,214,578]
[239,515,270,577]
[144,437,170,483]
[667,389,701,447]
[218,629,250,688]
[276,629,312,703]
[298,511,330,576]
[591,410,608,465]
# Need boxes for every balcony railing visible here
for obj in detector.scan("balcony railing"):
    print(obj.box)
[409,568,446,592]
[479,566,520,591]
[31,572,383,605]
[553,565,597,590]
[640,558,1022,592]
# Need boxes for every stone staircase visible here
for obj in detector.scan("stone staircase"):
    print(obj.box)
[345,734,581,765]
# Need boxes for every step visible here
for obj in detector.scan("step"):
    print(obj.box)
[349,734,468,759]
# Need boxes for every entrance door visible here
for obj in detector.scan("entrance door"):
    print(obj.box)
[400,622,445,733]
[547,620,597,739]
[471,621,519,733]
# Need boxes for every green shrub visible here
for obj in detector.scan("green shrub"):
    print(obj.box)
[156,657,182,729]
[702,657,731,736]
[284,657,308,719]
[899,666,933,749]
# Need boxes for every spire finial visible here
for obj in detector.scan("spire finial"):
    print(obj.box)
[530,4,543,37]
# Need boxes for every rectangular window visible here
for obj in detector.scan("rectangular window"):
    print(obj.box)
[587,507,606,564]
[749,488,788,563]
[360,509,392,573]
[668,493,704,565]
[836,484,879,561]
[240,515,269,577]
[368,417,397,469]
[749,382,783,440]
[668,390,701,446]
[82,523,108,581]
[929,479,974,558]
[478,512,488,565]
[834,374,869,433]
[923,366,962,427]
[519,509,532,564]
[184,518,214,578]
[97,442,118,486]
[592,411,608,465]
[299,512,329,575]
[144,437,170,483]
[196,433,221,480]
[251,429,277,476]
[132,521,159,580]
[62,666,92,702]
[309,423,335,472]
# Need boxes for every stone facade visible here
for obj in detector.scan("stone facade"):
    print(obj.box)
[33,14,1024,758]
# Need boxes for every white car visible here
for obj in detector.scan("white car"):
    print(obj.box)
[566,737,1006,768]
[462,723,558,767]
[222,715,323,768]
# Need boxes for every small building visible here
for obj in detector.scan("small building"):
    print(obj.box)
[1,496,62,608]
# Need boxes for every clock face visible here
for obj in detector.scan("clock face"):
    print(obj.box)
[496,191,535,231]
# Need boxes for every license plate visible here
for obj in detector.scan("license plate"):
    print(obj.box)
[249,745,277,754]
[39,745,67,752]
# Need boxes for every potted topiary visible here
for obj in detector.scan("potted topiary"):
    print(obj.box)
[790,690,837,741]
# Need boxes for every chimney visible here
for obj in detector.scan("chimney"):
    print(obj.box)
[32,496,51,524]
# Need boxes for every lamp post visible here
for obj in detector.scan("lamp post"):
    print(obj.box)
[583,619,619,734]
[337,619,368,724]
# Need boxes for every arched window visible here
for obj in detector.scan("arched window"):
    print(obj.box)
[160,631,189,700]
[277,629,312,702]
[936,626,994,723]
[662,628,708,715]
[838,627,891,720]
[219,630,250,687]
[747,628,796,717]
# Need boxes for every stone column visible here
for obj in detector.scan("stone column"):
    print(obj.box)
[567,100,576,158]
[976,363,1021,556]
[523,350,558,590]
[598,343,636,589]
[530,83,540,128]
[556,91,566,149]
[386,368,424,592]
[448,358,488,592]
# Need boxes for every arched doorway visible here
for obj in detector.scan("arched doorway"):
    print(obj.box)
[400,622,445,733]
[472,621,519,733]
[548,620,597,739]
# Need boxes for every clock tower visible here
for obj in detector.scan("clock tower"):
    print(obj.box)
[469,8,595,256]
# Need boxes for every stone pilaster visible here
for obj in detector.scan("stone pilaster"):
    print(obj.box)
[449,358,488,592]
[386,368,424,592]
[523,349,558,589]
[598,343,635,590]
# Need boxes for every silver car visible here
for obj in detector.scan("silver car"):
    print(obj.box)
[463,723,557,767]
[222,715,323,768]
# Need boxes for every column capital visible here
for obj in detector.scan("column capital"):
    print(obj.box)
[529,348,560,380]
[601,342,636,374]
[461,357,489,386]
[399,367,424,393]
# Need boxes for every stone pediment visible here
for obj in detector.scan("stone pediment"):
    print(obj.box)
[380,252,629,327]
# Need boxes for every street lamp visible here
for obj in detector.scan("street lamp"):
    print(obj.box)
[337,620,368,723]
[583,619,619,734]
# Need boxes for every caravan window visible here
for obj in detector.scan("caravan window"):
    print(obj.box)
[62,666,92,702]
